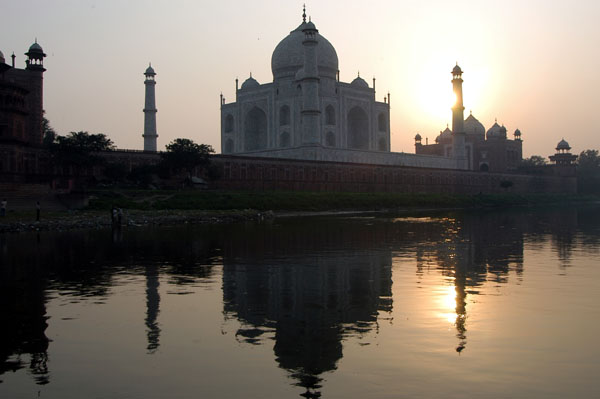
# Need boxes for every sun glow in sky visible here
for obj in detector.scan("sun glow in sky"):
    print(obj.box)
[4,0,600,156]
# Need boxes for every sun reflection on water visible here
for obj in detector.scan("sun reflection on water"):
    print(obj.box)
[439,285,458,324]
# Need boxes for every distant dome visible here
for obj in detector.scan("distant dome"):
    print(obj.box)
[452,64,462,75]
[415,133,422,141]
[439,126,452,140]
[145,64,156,75]
[271,21,338,81]
[514,128,522,137]
[486,122,507,139]
[28,41,43,53]
[556,139,570,151]
[241,75,260,90]
[351,76,369,88]
[464,113,485,137]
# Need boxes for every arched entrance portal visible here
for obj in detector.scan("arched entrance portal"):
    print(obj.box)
[244,107,267,151]
[347,107,369,150]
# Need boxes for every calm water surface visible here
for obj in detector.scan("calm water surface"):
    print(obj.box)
[1,206,599,398]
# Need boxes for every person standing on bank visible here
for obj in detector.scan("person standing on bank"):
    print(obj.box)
[1,198,6,217]
[36,201,41,222]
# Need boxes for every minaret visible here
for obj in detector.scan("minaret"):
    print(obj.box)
[451,64,467,168]
[25,40,46,145]
[300,17,321,145]
[143,63,158,152]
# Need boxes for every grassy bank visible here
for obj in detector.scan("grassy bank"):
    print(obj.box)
[86,189,598,212]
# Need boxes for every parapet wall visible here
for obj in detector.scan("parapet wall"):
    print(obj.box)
[236,145,461,169]
[212,155,577,194]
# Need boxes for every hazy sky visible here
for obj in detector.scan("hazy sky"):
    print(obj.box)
[4,0,600,157]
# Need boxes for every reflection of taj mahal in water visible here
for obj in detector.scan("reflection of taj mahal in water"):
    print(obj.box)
[219,7,530,173]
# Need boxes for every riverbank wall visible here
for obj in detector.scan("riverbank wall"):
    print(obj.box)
[210,155,576,194]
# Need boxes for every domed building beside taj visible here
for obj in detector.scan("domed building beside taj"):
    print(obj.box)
[414,110,524,172]
[220,9,401,165]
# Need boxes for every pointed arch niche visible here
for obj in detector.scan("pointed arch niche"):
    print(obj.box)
[244,107,267,151]
[347,106,369,150]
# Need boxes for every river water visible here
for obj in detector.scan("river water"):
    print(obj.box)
[1,206,599,398]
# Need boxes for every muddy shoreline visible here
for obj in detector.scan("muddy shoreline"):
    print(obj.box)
[0,209,275,233]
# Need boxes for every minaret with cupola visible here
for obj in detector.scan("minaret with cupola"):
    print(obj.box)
[25,40,46,145]
[451,64,467,168]
[143,63,158,152]
[300,8,321,145]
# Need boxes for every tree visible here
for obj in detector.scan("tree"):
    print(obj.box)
[577,149,600,194]
[517,155,547,174]
[49,131,115,172]
[161,138,214,175]
[42,117,56,148]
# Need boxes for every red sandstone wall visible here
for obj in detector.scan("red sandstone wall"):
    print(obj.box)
[211,155,577,195]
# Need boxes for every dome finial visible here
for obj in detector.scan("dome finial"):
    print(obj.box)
[302,4,306,23]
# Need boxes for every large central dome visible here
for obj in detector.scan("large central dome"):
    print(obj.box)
[271,21,339,81]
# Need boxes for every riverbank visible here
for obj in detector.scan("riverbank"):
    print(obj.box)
[0,209,273,233]
[85,189,597,212]
[1,190,598,233]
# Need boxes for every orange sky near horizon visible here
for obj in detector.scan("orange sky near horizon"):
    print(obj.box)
[3,0,599,157]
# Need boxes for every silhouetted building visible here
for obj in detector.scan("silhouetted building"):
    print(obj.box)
[0,42,47,178]
[415,66,523,172]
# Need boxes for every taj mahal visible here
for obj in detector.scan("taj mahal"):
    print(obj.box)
[215,8,527,173]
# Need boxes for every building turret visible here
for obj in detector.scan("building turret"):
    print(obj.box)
[451,64,467,168]
[300,17,321,145]
[514,128,522,141]
[24,40,46,145]
[549,138,577,179]
[549,139,577,165]
[143,63,158,152]
[25,40,46,72]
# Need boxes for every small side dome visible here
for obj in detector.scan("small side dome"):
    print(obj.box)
[452,64,462,75]
[440,126,452,139]
[556,139,570,151]
[241,75,260,90]
[351,76,369,89]
[514,128,521,137]
[415,133,422,141]
[486,122,507,139]
[464,113,485,137]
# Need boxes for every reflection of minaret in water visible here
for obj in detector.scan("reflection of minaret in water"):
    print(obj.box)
[145,265,161,353]
[453,273,467,354]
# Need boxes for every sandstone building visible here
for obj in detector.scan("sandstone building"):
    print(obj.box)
[0,42,46,178]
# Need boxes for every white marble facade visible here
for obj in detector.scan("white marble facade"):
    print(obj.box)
[221,12,391,157]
